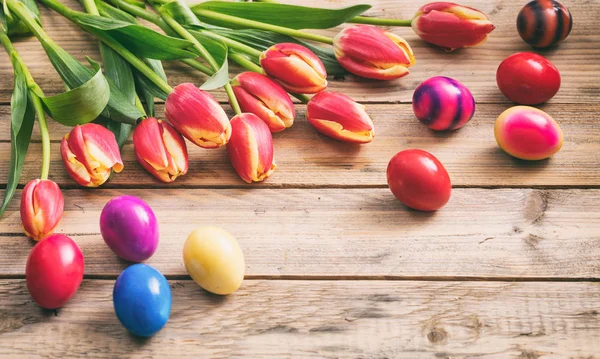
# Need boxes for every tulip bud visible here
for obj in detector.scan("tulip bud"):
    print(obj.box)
[333,25,416,80]
[412,2,496,51]
[60,124,124,187]
[231,72,295,133]
[133,117,189,183]
[260,43,327,94]
[165,83,231,148]
[306,92,374,144]
[226,113,276,183]
[20,179,64,241]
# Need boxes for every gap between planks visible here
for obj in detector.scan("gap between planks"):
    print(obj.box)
[1,274,599,282]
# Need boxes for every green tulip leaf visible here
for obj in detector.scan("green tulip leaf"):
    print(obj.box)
[160,1,230,90]
[40,67,110,126]
[185,30,229,91]
[160,0,200,26]
[0,59,35,216]
[97,42,136,147]
[95,0,138,23]
[3,0,40,37]
[75,13,199,60]
[211,28,348,76]
[38,38,143,124]
[133,58,169,100]
[191,1,371,30]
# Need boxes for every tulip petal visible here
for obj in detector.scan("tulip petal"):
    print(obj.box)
[260,43,327,94]
[412,2,495,51]
[165,83,231,148]
[133,118,189,183]
[60,124,123,187]
[333,25,415,80]
[307,92,375,144]
[20,179,64,241]
[227,113,276,183]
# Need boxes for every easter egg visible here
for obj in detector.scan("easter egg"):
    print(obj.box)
[183,227,245,295]
[495,106,563,161]
[26,234,84,309]
[497,52,561,105]
[100,196,159,262]
[386,150,452,211]
[412,76,475,131]
[113,264,171,337]
[517,0,572,48]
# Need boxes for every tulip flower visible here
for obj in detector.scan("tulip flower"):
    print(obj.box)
[231,72,295,132]
[306,92,375,144]
[259,43,327,94]
[165,83,232,149]
[60,123,124,187]
[226,113,276,183]
[333,25,416,80]
[133,118,189,183]
[20,179,64,241]
[412,2,496,51]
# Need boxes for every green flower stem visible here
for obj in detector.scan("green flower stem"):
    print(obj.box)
[36,0,174,95]
[180,58,213,76]
[106,0,252,77]
[193,9,334,45]
[197,31,262,58]
[291,93,311,104]
[348,16,412,26]
[105,0,171,33]
[0,25,51,180]
[83,0,148,119]
[229,52,264,74]
[81,0,100,15]
[5,0,61,53]
[158,5,242,115]
[30,94,51,180]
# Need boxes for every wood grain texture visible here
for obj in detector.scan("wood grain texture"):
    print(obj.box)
[0,0,598,103]
[1,103,599,188]
[1,279,599,358]
[1,188,598,278]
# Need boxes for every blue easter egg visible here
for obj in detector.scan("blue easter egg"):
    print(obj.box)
[113,264,172,337]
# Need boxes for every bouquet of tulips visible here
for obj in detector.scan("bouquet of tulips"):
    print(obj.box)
[0,0,496,241]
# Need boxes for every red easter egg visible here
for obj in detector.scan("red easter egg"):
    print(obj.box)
[26,234,84,309]
[496,52,561,105]
[386,149,452,211]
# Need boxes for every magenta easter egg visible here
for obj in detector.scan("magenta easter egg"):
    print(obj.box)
[494,106,563,160]
[412,76,475,131]
[100,196,159,262]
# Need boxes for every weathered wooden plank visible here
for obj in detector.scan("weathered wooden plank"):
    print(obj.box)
[0,279,599,358]
[0,0,598,103]
[1,188,599,278]
[1,103,598,188]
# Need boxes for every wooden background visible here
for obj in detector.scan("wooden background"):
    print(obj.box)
[1,0,599,357]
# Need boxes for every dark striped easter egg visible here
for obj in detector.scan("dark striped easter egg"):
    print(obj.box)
[517,0,572,48]
[412,77,476,131]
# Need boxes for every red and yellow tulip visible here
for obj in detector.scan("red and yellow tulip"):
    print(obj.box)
[226,113,276,183]
[20,179,64,241]
[60,124,123,187]
[165,83,231,149]
[333,25,415,80]
[412,2,496,51]
[307,91,375,144]
[231,72,295,132]
[133,117,189,183]
[260,43,327,94]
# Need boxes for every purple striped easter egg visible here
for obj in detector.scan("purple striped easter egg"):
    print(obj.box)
[412,76,476,131]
